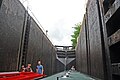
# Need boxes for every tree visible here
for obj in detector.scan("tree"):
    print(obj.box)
[71,23,81,49]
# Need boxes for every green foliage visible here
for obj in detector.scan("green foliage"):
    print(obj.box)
[71,23,81,48]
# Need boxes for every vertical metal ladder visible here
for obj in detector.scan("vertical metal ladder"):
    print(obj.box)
[21,15,31,65]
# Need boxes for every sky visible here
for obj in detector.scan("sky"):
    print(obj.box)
[19,0,87,46]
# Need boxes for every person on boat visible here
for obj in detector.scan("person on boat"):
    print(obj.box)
[36,60,44,74]
[25,63,33,72]
[20,65,26,72]
[71,66,75,71]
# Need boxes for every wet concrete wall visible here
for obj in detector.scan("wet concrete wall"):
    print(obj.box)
[56,60,64,72]
[86,0,104,78]
[0,0,26,71]
[76,0,112,80]
[76,17,88,74]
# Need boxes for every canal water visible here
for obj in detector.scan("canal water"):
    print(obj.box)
[41,71,95,80]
